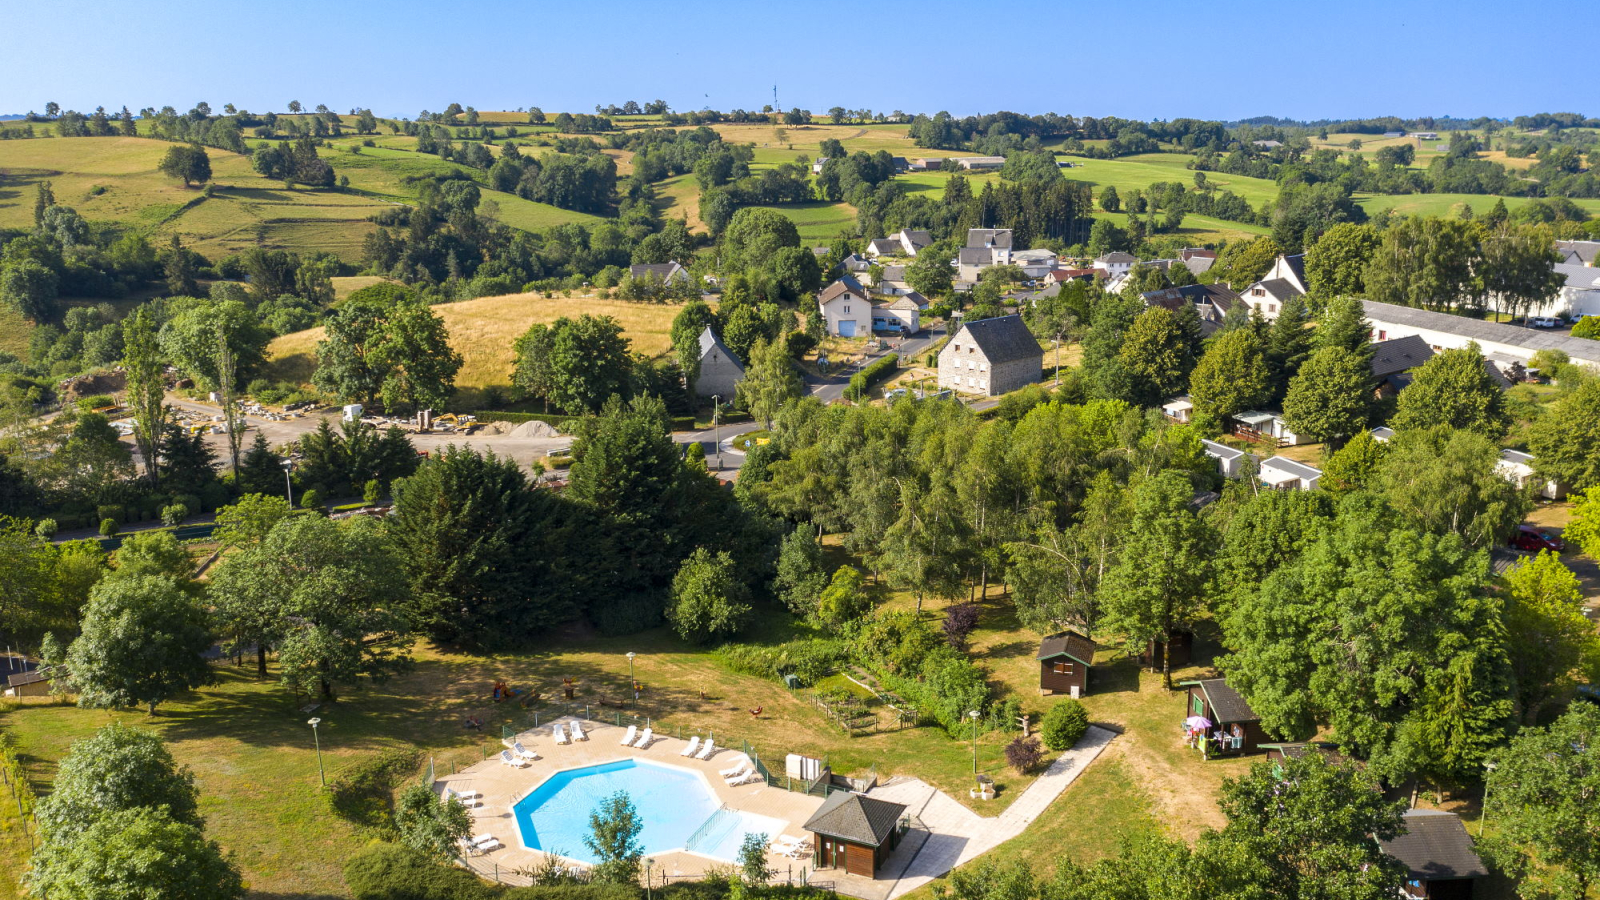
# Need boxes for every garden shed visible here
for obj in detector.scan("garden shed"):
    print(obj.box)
[1036,630,1096,697]
[804,791,907,878]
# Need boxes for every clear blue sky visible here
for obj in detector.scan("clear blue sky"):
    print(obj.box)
[1,0,1586,122]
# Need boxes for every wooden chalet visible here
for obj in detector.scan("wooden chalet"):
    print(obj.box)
[4,670,50,698]
[804,791,908,878]
[1036,630,1096,697]
[1138,630,1193,671]
[1259,741,1344,764]
[1179,678,1267,757]
[1379,810,1488,900]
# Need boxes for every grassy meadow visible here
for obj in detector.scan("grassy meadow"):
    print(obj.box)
[265,291,688,408]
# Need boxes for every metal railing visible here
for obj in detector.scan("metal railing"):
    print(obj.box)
[684,806,737,854]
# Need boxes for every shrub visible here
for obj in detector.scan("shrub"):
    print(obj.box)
[847,353,899,400]
[1005,735,1046,773]
[1040,698,1089,751]
[75,394,114,412]
[343,842,495,900]
[1573,316,1600,340]
[300,488,324,511]
[161,503,189,527]
[98,518,117,537]
[363,479,382,506]
[942,602,979,651]
[96,504,124,525]
[713,639,848,687]
[35,518,57,539]
[327,747,422,831]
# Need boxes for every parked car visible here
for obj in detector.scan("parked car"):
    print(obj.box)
[1511,525,1564,553]
[1531,316,1561,328]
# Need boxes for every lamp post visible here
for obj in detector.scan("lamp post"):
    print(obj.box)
[968,709,981,774]
[710,395,721,471]
[645,858,654,900]
[281,458,294,507]
[627,652,637,706]
[1478,761,1498,837]
[308,717,325,787]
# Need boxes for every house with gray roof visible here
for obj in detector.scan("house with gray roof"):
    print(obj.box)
[628,261,690,285]
[956,156,1006,170]
[864,238,902,258]
[1553,262,1600,317]
[1556,239,1600,266]
[1239,254,1309,320]
[938,314,1043,397]
[803,791,908,878]
[1037,630,1097,697]
[691,327,744,399]
[1179,247,1218,276]
[1379,809,1488,900]
[1495,448,1565,500]
[1362,300,1600,368]
[890,229,932,256]
[1371,335,1435,393]
[818,278,874,337]
[1259,455,1322,491]
[1202,439,1255,479]
[872,295,923,334]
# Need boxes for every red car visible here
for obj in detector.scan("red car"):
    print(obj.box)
[1511,525,1564,553]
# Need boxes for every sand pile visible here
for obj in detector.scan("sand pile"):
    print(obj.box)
[507,419,562,438]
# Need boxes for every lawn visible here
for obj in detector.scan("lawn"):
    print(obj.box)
[1356,191,1600,219]
[264,291,689,408]
[748,202,858,245]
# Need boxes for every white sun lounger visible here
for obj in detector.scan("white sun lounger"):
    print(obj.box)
[633,727,653,748]
[500,749,530,768]
[719,757,749,777]
[570,720,587,741]
[472,834,503,852]
[729,770,763,787]
[722,764,751,784]
[681,736,701,757]
[449,787,483,800]
[695,739,717,759]
[553,723,570,745]
[513,741,539,761]
[620,724,638,746]
[444,788,482,808]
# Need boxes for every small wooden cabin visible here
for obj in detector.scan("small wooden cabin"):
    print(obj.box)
[1179,678,1268,756]
[1379,810,1488,900]
[4,671,50,698]
[1259,742,1343,763]
[1036,631,1096,697]
[804,791,908,878]
[1138,630,1193,671]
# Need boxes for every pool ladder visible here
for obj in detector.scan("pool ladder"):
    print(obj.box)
[684,806,739,854]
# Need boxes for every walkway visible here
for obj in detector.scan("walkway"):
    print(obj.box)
[853,726,1116,900]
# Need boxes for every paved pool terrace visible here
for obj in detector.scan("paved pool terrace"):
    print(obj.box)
[436,717,1114,899]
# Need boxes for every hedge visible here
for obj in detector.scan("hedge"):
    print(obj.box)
[475,411,697,433]
[849,353,900,399]
[714,639,849,687]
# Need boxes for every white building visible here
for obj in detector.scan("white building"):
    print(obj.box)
[1362,301,1600,369]
[1239,254,1309,321]
[1495,449,1565,500]
[1259,456,1322,491]
[1231,410,1304,446]
[1202,439,1254,479]
[817,278,873,337]
[872,295,923,334]
[1092,251,1137,281]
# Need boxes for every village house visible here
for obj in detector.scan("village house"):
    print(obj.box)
[1202,439,1255,479]
[937,314,1043,397]
[1239,254,1309,321]
[1229,410,1304,446]
[864,238,901,258]
[804,791,908,879]
[4,670,50,698]
[1495,449,1564,500]
[811,157,829,174]
[1012,248,1060,278]
[691,327,744,398]
[1142,283,1240,333]
[817,278,874,337]
[1161,396,1193,423]
[889,228,932,256]
[1036,630,1097,698]
[1047,267,1096,284]
[1178,247,1218,276]
[871,295,923,334]
[873,264,910,294]
[628,261,691,285]
[1378,810,1488,900]
[1362,300,1600,369]
[1180,677,1267,757]
[1092,251,1137,281]
[1556,239,1600,266]
[1370,334,1436,394]
[1259,455,1322,491]
[956,228,1016,280]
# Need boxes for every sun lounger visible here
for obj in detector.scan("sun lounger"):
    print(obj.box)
[444,788,482,808]
[633,727,653,748]
[553,723,570,745]
[513,741,539,761]
[719,757,749,777]
[570,720,587,741]
[695,739,717,759]
[471,834,503,852]
[620,724,638,746]
[681,736,701,757]
[450,787,483,800]
[500,749,530,768]
[729,770,762,786]
[722,765,751,784]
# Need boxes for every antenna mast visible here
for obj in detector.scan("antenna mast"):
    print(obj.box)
[774,84,778,112]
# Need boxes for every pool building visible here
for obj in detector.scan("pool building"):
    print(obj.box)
[803,791,908,878]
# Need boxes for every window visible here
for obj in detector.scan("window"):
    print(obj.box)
[979,363,987,372]
[1268,304,1277,314]
[843,305,850,313]
[1253,288,1265,296]
[1051,661,1075,676]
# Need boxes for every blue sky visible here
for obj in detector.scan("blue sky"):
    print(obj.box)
[0,0,1586,122]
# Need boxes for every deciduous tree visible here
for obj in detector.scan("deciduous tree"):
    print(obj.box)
[26,807,243,900]
[1281,345,1373,445]
[1390,345,1509,436]
[1481,704,1600,900]
[66,575,214,715]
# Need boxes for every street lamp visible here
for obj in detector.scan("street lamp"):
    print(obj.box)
[645,858,654,900]
[1478,761,1498,836]
[281,458,294,507]
[307,717,325,787]
[968,709,981,774]
[627,652,637,705]
[710,395,721,471]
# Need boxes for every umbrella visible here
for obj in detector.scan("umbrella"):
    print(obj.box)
[1184,715,1212,730]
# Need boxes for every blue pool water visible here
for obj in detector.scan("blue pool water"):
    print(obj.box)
[512,759,785,864]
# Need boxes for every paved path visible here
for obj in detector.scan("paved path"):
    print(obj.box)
[861,726,1115,900]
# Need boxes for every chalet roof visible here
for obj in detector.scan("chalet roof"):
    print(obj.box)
[1201,439,1245,462]
[1360,301,1600,363]
[1036,630,1097,666]
[1261,456,1323,481]
[1183,678,1259,724]
[958,247,993,265]
[7,671,47,687]
[951,315,1043,365]
[966,228,1014,250]
[819,278,868,304]
[1370,335,1435,379]
[803,791,906,847]
[698,327,743,369]
[896,229,932,248]
[1379,810,1488,882]
[1499,448,1535,467]
[1279,253,1308,285]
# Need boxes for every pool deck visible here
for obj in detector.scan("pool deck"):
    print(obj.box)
[437,718,1116,899]
[437,717,825,885]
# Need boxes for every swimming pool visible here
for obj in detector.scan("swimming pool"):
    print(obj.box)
[512,758,787,865]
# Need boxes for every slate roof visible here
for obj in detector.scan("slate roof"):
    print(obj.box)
[895,229,932,248]
[951,315,1043,365]
[7,671,47,688]
[1251,277,1304,302]
[1370,335,1435,379]
[803,791,906,847]
[1185,678,1260,724]
[1499,448,1535,467]
[698,326,743,369]
[819,278,868,304]
[1036,630,1097,666]
[1555,262,1600,289]
[1095,251,1137,265]
[629,262,684,280]
[1370,426,1396,442]
[1556,239,1600,265]
[1179,283,1240,312]
[867,238,901,256]
[1360,301,1600,363]
[1013,248,1059,263]
[1261,456,1323,481]
[1279,253,1308,287]
[879,265,907,283]
[966,228,1014,250]
[957,247,993,265]
[899,291,930,308]
[885,295,923,311]
[1379,810,1488,882]
[1201,439,1245,462]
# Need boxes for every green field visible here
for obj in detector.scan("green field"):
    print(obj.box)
[749,201,858,244]
[1356,191,1600,218]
